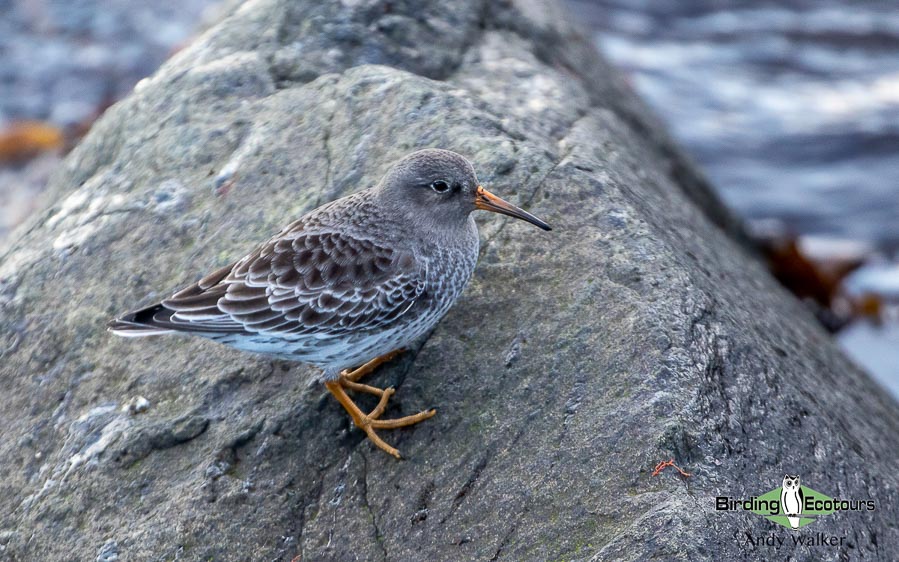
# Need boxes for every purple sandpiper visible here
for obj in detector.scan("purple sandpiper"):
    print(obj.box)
[110,148,551,458]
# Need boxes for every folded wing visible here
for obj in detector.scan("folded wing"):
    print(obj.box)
[109,229,425,338]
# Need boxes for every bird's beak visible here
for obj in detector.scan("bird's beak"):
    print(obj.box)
[474,186,552,231]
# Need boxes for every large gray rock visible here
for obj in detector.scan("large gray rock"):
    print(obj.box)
[1,0,896,560]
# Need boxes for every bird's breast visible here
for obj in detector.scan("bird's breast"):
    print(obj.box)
[421,229,479,313]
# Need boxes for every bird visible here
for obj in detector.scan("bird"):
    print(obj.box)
[780,474,804,530]
[109,148,551,458]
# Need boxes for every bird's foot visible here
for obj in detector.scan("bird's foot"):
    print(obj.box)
[325,350,435,459]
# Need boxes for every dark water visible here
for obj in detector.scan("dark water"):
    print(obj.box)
[0,0,219,128]
[564,0,899,395]
[0,0,221,241]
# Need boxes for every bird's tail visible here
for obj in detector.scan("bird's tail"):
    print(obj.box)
[108,303,175,337]
[787,516,800,530]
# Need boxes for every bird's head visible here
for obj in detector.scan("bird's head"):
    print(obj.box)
[376,148,552,232]
[782,475,800,489]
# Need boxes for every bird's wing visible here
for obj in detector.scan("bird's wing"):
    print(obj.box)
[119,230,426,337]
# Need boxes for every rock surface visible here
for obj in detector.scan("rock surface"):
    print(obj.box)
[1,0,897,560]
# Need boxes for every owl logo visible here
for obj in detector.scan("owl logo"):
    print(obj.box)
[780,474,804,530]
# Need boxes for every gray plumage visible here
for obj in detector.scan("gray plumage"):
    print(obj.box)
[109,149,549,379]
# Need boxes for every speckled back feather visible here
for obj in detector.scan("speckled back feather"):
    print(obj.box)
[111,192,427,340]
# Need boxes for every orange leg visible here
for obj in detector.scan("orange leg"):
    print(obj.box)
[324,350,436,459]
[341,349,404,383]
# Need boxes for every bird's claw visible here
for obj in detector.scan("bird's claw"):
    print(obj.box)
[325,349,434,459]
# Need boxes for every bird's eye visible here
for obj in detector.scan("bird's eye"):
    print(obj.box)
[430,180,451,194]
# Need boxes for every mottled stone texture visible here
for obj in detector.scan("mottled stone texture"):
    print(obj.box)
[0,1,896,560]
